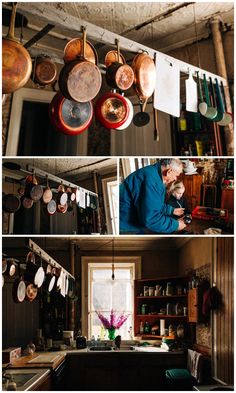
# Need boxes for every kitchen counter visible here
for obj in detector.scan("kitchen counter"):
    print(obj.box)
[180,217,233,234]
[2,368,50,391]
[7,352,66,370]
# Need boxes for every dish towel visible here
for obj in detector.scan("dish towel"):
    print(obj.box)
[187,349,204,383]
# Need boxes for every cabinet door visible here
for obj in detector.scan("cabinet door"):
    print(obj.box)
[192,175,202,208]
[221,189,234,214]
[188,288,198,322]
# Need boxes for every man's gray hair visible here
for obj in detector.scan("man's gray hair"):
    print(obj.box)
[160,158,183,172]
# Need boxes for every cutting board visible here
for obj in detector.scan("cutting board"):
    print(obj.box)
[154,55,180,117]
[185,71,198,112]
[27,354,61,363]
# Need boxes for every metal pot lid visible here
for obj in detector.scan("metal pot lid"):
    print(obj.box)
[61,100,93,130]
[34,266,45,288]
[48,275,56,292]
[17,280,26,302]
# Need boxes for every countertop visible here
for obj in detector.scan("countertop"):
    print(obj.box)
[6,351,66,370]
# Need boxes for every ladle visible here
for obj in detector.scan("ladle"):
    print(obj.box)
[208,77,223,122]
[217,80,233,126]
[202,74,218,120]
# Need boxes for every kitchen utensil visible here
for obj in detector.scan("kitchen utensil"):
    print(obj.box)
[2,3,32,93]
[44,267,56,292]
[208,77,223,122]
[46,199,57,215]
[132,52,156,100]
[49,92,93,136]
[25,252,45,288]
[42,176,53,204]
[63,36,98,64]
[3,193,21,213]
[57,203,68,214]
[217,80,233,126]
[95,92,129,129]
[32,55,57,86]
[185,70,198,112]
[57,183,68,206]
[153,107,159,141]
[105,50,125,68]
[21,196,34,209]
[153,55,180,117]
[133,98,150,127]
[116,96,134,130]
[12,265,26,303]
[25,173,43,202]
[105,39,134,91]
[197,72,208,115]
[202,74,218,120]
[25,282,38,302]
[59,27,102,103]
[5,259,16,277]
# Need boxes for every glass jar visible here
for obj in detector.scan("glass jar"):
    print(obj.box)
[148,287,154,296]
[141,304,148,315]
[144,286,149,296]
[166,282,174,296]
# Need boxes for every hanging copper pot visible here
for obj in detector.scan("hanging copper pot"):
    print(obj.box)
[49,92,93,136]
[63,37,98,64]
[59,27,102,103]
[2,3,32,94]
[46,199,57,215]
[95,92,129,129]
[24,173,43,202]
[32,55,57,86]
[105,40,134,91]
[131,52,156,100]
[42,175,53,204]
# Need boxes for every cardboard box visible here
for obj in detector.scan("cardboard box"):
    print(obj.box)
[2,347,21,363]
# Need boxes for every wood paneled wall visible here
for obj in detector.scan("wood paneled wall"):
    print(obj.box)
[2,278,40,349]
[215,238,234,384]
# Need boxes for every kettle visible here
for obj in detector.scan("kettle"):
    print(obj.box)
[76,335,87,349]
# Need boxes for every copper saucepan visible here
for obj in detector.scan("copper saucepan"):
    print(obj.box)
[105,39,134,91]
[42,175,53,204]
[131,52,156,100]
[95,92,129,129]
[25,174,43,202]
[2,3,32,94]
[59,27,102,103]
[32,55,57,86]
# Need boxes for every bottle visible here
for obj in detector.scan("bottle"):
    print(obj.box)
[90,335,96,348]
[144,321,150,334]
[139,321,144,334]
[179,110,187,131]
[97,335,101,346]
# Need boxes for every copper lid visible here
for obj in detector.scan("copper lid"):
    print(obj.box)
[101,97,127,124]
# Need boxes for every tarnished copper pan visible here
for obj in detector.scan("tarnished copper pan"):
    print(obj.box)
[2,3,32,94]
[63,37,98,64]
[59,28,102,103]
[132,53,156,100]
[105,50,125,68]
[33,56,57,86]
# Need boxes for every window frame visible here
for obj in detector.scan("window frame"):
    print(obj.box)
[81,256,142,338]
[101,176,119,234]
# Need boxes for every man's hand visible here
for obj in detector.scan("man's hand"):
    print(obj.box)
[173,208,185,216]
[177,219,186,231]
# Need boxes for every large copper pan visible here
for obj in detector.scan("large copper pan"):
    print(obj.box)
[2,3,32,94]
[59,27,102,103]
[63,37,98,64]
[131,52,156,100]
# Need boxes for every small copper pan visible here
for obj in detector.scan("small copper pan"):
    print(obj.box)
[63,37,98,64]
[106,39,134,91]
[132,52,156,100]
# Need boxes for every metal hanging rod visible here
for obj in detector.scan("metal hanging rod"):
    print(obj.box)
[27,164,98,197]
[14,3,227,86]
[29,239,75,280]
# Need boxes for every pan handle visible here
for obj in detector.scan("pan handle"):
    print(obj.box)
[220,81,228,112]
[203,74,211,107]
[196,72,204,103]
[153,107,159,142]
[7,3,17,40]
[215,78,225,113]
[115,39,120,63]
[81,26,86,59]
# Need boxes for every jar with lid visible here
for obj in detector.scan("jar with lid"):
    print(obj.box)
[148,287,154,296]
[141,304,148,315]
[166,303,175,315]
[166,282,174,296]
[144,286,149,296]
[175,303,183,316]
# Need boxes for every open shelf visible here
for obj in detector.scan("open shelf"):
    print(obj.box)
[136,295,187,299]
[136,315,187,319]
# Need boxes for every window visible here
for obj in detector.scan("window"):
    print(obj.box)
[81,256,141,339]
[102,177,118,234]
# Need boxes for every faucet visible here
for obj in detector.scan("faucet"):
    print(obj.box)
[114,335,121,349]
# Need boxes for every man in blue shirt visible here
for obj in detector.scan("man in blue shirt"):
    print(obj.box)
[119,159,186,234]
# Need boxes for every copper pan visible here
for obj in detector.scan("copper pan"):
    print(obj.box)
[105,50,125,68]
[2,3,32,94]
[59,27,102,103]
[63,37,98,64]
[105,39,134,91]
[131,52,156,100]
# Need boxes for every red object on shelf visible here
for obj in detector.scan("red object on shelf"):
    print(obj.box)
[192,206,228,222]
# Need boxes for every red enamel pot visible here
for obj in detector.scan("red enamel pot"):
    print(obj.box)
[49,92,93,136]
[95,92,129,129]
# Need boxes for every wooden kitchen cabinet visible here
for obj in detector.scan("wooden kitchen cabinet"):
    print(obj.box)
[134,276,189,338]
[221,188,234,214]
[180,173,203,212]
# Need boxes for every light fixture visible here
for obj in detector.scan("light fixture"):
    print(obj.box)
[111,238,115,281]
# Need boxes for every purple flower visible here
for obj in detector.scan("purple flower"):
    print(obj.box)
[96,310,129,329]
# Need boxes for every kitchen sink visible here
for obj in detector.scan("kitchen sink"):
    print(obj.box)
[89,346,114,351]
[2,368,50,391]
